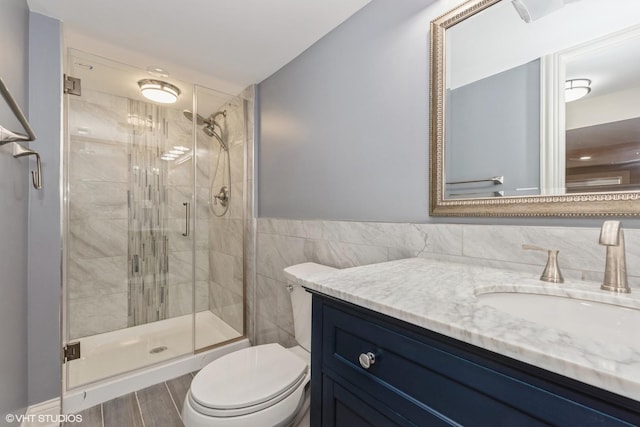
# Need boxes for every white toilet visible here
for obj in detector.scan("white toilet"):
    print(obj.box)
[182,263,336,427]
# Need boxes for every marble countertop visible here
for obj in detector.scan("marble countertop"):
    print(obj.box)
[295,257,640,402]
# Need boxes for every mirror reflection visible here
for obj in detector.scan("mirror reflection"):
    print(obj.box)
[443,0,640,200]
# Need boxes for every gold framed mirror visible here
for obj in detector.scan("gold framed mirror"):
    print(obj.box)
[430,0,640,216]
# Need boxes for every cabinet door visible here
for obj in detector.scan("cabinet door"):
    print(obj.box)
[321,375,410,427]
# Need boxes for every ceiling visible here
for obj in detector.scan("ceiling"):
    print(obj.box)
[27,0,371,94]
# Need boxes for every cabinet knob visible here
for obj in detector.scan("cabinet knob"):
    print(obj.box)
[358,352,376,369]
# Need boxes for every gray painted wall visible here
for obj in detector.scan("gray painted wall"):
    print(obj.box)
[446,60,540,197]
[0,0,30,423]
[27,12,63,405]
[258,0,640,228]
[259,0,433,222]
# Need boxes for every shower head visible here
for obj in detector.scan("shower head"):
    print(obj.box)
[184,109,228,150]
[183,110,206,125]
[204,123,228,151]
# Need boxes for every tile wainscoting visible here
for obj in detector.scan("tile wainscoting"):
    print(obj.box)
[253,218,640,346]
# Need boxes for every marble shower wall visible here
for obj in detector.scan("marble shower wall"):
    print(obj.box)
[254,218,640,346]
[67,89,205,339]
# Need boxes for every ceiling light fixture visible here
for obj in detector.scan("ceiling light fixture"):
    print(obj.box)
[565,79,591,102]
[138,79,181,104]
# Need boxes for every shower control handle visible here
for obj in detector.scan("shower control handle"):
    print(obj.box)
[182,202,190,237]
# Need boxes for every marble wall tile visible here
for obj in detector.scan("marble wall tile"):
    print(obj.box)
[302,239,389,269]
[68,256,127,287]
[167,186,194,219]
[163,249,209,285]
[194,250,210,281]
[245,217,257,343]
[68,277,127,301]
[168,160,194,188]
[220,298,244,335]
[623,228,640,277]
[69,139,128,183]
[256,274,294,337]
[232,253,244,296]
[229,142,245,189]
[69,91,129,144]
[227,180,245,221]
[167,282,193,318]
[254,315,280,346]
[195,187,213,220]
[209,251,235,289]
[254,315,296,348]
[462,225,606,274]
[195,280,209,312]
[166,219,208,252]
[68,181,127,220]
[209,218,244,257]
[167,251,193,284]
[166,280,208,319]
[256,218,340,242]
[416,224,464,256]
[69,219,127,259]
[256,233,307,283]
[257,218,306,237]
[69,292,128,339]
[332,221,427,250]
[253,218,640,351]
[208,284,244,334]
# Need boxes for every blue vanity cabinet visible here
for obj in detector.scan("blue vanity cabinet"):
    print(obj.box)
[310,293,640,427]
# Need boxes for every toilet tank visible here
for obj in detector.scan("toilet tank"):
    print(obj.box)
[283,263,337,352]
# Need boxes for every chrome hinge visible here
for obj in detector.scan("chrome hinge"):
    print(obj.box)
[63,342,81,363]
[64,75,81,96]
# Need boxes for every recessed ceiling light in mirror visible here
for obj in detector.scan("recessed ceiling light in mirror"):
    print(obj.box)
[138,79,181,104]
[146,66,169,78]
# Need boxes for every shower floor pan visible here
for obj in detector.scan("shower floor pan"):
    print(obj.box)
[66,310,242,389]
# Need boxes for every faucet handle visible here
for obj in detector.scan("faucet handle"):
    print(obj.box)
[522,244,564,283]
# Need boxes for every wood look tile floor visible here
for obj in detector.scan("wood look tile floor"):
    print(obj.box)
[65,372,311,427]
[64,373,193,427]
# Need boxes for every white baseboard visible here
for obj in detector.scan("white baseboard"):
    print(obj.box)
[21,399,60,427]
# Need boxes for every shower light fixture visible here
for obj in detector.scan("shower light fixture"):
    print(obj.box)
[565,79,591,102]
[138,79,181,104]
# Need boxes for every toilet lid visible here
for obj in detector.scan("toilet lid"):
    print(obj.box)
[190,343,308,411]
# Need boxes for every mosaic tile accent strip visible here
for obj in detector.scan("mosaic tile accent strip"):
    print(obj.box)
[127,100,170,326]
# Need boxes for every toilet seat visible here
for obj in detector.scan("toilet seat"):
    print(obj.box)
[189,343,308,418]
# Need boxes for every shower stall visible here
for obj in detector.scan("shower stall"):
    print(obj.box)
[62,49,250,408]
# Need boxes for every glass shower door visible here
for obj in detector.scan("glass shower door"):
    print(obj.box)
[64,50,195,388]
[193,85,246,351]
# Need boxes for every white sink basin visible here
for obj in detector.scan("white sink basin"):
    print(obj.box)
[476,291,640,351]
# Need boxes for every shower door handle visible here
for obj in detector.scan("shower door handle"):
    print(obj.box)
[182,202,190,237]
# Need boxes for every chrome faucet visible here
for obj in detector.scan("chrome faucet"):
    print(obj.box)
[599,221,630,293]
